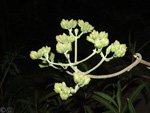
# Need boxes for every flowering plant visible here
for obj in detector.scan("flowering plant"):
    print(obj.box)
[30,19,150,100]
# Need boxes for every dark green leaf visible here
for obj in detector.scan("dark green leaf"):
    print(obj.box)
[92,95,118,113]
[127,98,136,113]
[122,83,145,113]
[129,83,145,101]
[12,63,20,74]
[103,111,115,113]
[46,83,54,89]
[84,105,93,113]
[34,90,39,105]
[16,99,30,104]
[116,80,122,112]
[80,63,89,71]
[39,92,57,103]
[94,92,118,108]
[47,106,57,112]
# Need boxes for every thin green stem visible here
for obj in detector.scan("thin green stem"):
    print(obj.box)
[74,36,78,63]
[66,71,74,76]
[46,49,97,67]
[84,52,106,74]
[64,52,80,72]
[77,32,84,38]
[45,57,61,70]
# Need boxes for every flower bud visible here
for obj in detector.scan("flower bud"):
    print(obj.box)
[87,36,95,43]
[99,31,108,39]
[49,52,55,62]
[78,19,84,27]
[73,72,80,84]
[106,45,111,55]
[69,19,77,29]
[73,72,90,87]
[111,40,120,52]
[37,48,44,58]
[56,42,65,53]
[94,39,103,48]
[74,28,79,36]
[114,44,127,57]
[54,83,62,93]
[101,37,109,47]
[30,51,38,60]
[64,42,72,52]
[82,76,91,87]
[67,36,75,43]
[60,19,68,29]
[60,19,77,30]
[60,92,69,100]
[78,20,94,33]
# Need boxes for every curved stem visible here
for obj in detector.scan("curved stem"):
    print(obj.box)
[87,55,150,79]
[44,54,61,70]
[66,71,74,76]
[84,52,106,74]
[48,49,97,67]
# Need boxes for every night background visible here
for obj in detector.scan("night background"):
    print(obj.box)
[1,0,150,113]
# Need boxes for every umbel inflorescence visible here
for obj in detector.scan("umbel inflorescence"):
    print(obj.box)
[30,19,150,100]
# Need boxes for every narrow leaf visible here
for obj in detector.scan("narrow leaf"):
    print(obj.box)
[16,99,30,104]
[92,95,118,113]
[84,105,93,113]
[94,92,118,108]
[34,90,39,105]
[129,83,145,101]
[122,83,145,113]
[127,98,136,113]
[103,111,115,113]
[116,80,122,112]
[39,92,57,103]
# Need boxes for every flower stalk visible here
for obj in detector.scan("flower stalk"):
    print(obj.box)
[30,19,150,100]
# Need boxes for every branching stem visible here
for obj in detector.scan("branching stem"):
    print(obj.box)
[85,52,107,74]
[87,54,150,79]
[46,49,97,67]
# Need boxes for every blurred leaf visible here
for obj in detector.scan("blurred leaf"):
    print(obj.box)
[94,92,118,108]
[127,98,136,113]
[39,92,57,103]
[39,64,49,68]
[63,97,74,105]
[138,79,150,101]
[92,95,118,113]
[75,108,80,113]
[49,73,65,82]
[46,83,54,89]
[116,80,122,112]
[16,99,30,104]
[137,39,150,52]
[103,111,115,113]
[47,106,57,113]
[12,63,20,74]
[129,83,145,101]
[29,107,34,113]
[84,105,93,113]
[122,83,145,113]
[80,62,89,71]
[34,90,39,105]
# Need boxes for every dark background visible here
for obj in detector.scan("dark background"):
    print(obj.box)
[1,0,150,57]
[1,0,150,112]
